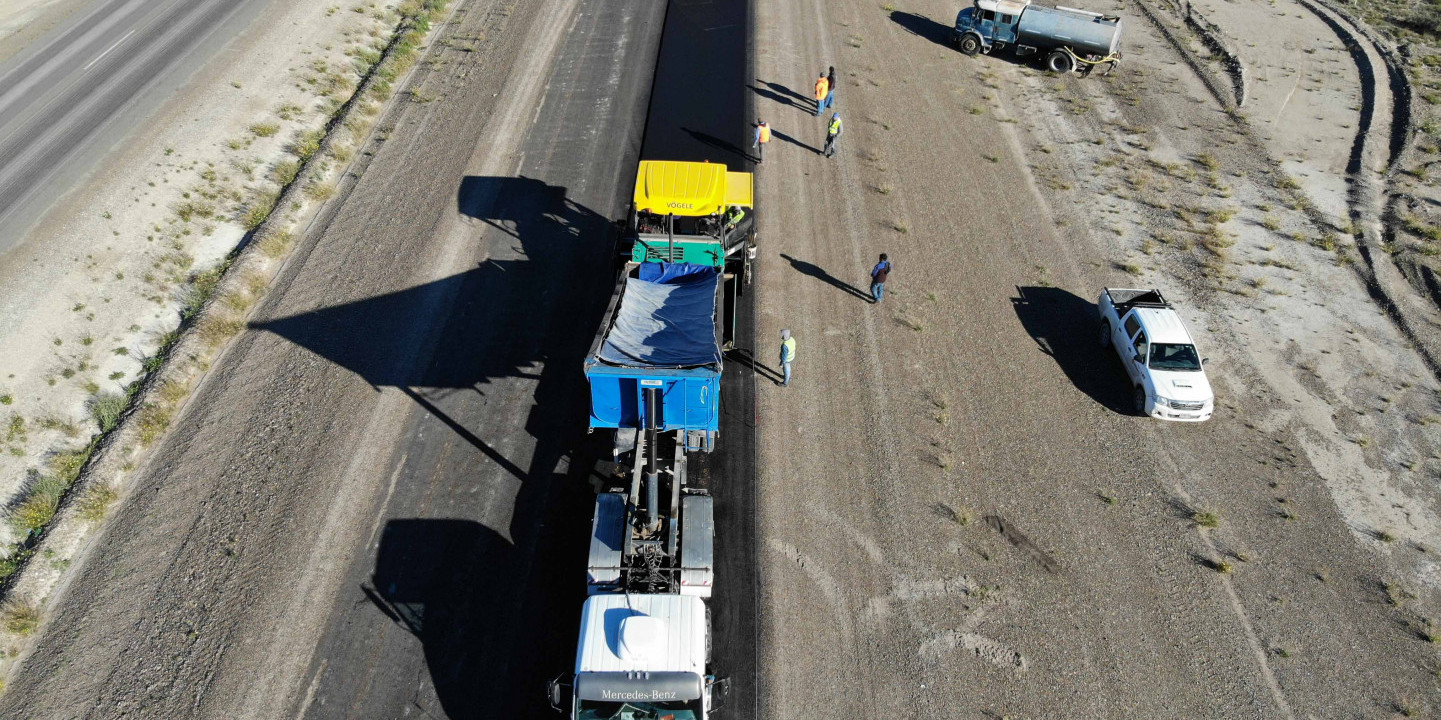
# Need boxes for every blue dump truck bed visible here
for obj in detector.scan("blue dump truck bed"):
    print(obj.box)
[585,262,723,433]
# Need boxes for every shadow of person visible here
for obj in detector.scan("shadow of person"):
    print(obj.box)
[779,253,872,302]
[725,347,783,384]
[889,10,957,48]
[1010,286,1134,414]
[757,78,810,103]
[770,129,820,155]
[682,127,751,165]
[748,83,807,112]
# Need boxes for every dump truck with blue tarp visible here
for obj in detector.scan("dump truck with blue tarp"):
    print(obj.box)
[585,261,723,452]
[627,161,755,348]
[550,259,730,719]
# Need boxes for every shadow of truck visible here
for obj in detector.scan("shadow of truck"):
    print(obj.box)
[1010,285,1134,415]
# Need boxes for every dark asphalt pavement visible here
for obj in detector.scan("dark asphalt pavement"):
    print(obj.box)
[285,0,758,717]
[292,0,761,715]
[0,0,271,254]
[0,0,760,716]
[640,0,762,716]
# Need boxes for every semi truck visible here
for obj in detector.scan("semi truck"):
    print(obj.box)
[627,160,756,348]
[952,0,1122,75]
[547,260,728,719]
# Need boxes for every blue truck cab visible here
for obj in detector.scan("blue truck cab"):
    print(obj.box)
[953,0,1028,54]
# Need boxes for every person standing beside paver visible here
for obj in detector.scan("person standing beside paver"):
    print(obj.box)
[823,113,842,158]
[870,253,892,303]
[779,329,796,386]
[813,71,829,116]
[753,118,770,163]
[822,65,837,113]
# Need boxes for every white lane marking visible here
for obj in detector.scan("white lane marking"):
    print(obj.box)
[84,28,136,72]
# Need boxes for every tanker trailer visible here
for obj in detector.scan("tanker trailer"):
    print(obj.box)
[952,0,1122,75]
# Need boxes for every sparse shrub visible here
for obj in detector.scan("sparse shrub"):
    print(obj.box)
[1192,510,1221,528]
[88,392,128,432]
[249,122,281,138]
[76,483,118,522]
[1,601,40,635]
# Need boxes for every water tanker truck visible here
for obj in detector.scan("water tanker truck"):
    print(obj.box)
[952,0,1122,75]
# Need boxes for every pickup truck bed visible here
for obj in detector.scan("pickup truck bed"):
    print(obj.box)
[1104,288,1169,312]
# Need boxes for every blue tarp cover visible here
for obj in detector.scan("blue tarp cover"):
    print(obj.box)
[598,263,722,368]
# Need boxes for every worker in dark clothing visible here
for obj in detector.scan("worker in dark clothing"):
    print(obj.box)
[822,65,837,113]
[823,113,842,158]
[870,253,892,303]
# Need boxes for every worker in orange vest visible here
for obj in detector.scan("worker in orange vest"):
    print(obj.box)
[753,118,771,164]
[813,71,829,116]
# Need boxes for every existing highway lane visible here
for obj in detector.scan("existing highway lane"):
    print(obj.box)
[0,0,271,254]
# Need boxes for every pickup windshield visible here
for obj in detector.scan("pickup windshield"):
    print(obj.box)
[1149,343,1202,371]
[577,701,701,720]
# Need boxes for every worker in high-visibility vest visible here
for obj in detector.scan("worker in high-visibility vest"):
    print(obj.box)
[813,72,829,116]
[753,118,771,164]
[823,113,843,158]
[725,205,747,233]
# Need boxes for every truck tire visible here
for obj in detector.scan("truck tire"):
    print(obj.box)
[1098,321,1110,349]
[959,34,981,56]
[1133,386,1148,415]
[1047,49,1076,74]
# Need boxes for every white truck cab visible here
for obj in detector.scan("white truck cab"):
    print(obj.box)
[1097,288,1213,421]
[549,593,723,720]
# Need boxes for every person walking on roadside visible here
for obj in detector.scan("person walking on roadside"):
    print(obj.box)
[821,65,837,113]
[813,71,830,116]
[823,113,843,158]
[753,118,771,163]
[778,329,796,387]
[870,253,892,303]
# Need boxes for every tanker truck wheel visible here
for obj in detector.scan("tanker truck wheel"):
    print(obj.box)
[1047,49,1076,74]
[959,34,981,56]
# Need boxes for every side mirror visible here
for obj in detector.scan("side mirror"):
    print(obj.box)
[1202,357,1210,366]
[708,676,731,712]
[546,674,572,713]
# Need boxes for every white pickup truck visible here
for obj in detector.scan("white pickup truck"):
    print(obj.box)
[1097,288,1214,421]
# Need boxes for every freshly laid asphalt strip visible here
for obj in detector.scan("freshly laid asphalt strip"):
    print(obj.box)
[0,0,273,254]
[640,0,761,714]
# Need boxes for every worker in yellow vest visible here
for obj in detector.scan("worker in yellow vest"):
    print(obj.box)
[753,118,771,164]
[779,329,796,387]
[823,113,843,158]
[813,72,829,116]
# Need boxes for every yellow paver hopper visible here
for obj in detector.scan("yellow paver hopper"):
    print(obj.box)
[633,160,752,217]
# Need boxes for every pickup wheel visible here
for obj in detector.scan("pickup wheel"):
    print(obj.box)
[1098,321,1111,349]
[959,34,982,56]
[1133,386,1149,415]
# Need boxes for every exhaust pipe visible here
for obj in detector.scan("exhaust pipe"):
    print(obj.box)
[644,387,661,530]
